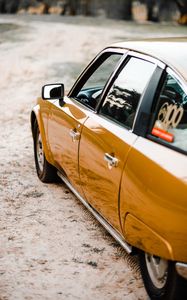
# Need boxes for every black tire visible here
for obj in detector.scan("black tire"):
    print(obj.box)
[138,251,187,300]
[33,121,58,183]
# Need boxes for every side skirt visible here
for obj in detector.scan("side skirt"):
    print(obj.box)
[57,171,132,254]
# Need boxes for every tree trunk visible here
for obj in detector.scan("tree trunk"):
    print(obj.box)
[106,0,132,20]
[4,0,20,13]
[67,0,80,15]
[146,0,160,22]
[175,0,187,14]
[175,0,187,24]
[80,0,91,16]
[158,0,178,21]
[0,0,6,13]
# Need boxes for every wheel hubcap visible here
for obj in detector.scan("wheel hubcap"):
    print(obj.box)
[145,253,168,289]
[36,132,44,172]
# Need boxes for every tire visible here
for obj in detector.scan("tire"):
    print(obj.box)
[33,121,58,183]
[139,251,187,300]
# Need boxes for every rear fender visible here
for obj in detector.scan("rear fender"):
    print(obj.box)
[123,213,173,260]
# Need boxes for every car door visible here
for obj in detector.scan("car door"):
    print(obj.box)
[79,56,157,232]
[47,51,123,194]
[120,67,187,260]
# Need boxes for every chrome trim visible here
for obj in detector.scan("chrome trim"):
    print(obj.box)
[102,47,128,55]
[126,51,165,133]
[68,48,127,98]
[128,51,165,69]
[69,129,80,142]
[95,52,128,112]
[104,153,119,168]
[166,67,187,95]
[57,171,132,254]
[176,262,187,280]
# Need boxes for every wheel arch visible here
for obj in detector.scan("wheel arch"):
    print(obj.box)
[31,110,37,137]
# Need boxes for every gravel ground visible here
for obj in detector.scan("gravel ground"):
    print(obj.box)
[0,14,186,300]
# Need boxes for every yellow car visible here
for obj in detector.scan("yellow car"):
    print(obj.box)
[31,38,187,300]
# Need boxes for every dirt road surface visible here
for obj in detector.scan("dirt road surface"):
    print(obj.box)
[0,15,186,300]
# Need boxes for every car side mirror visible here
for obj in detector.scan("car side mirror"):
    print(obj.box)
[42,84,64,100]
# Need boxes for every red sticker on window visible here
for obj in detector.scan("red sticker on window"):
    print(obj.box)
[151,128,174,143]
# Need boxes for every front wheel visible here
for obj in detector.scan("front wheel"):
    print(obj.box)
[138,251,187,300]
[33,121,58,183]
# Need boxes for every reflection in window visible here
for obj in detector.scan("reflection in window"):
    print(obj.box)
[100,58,155,129]
[152,74,187,152]
[76,54,122,109]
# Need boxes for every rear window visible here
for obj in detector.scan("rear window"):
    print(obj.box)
[151,72,187,153]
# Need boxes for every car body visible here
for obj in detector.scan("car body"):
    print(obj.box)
[31,38,187,300]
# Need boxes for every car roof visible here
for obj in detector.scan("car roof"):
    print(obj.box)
[111,37,187,83]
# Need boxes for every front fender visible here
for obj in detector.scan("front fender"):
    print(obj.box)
[31,101,55,166]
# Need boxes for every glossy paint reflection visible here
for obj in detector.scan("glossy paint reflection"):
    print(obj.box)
[79,114,137,232]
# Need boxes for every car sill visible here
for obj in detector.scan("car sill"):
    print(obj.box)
[57,171,132,254]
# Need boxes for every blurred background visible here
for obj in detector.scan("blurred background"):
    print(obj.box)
[0,1,187,300]
[0,0,187,25]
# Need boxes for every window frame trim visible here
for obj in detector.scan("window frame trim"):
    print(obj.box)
[68,48,127,111]
[97,51,164,132]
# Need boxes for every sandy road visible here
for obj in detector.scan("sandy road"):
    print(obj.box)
[0,15,186,300]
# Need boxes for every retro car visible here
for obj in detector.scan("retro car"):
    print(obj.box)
[31,38,187,300]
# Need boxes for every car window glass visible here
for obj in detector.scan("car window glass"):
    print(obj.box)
[151,73,187,153]
[75,54,122,109]
[100,57,156,129]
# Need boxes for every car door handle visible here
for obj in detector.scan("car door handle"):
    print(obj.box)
[69,129,80,142]
[104,153,119,169]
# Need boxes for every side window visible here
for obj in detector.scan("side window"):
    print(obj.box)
[100,57,156,129]
[74,53,122,109]
[151,73,187,153]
